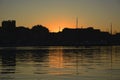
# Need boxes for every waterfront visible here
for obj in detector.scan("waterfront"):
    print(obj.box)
[0,46,120,80]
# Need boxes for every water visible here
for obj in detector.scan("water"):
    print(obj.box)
[0,46,120,80]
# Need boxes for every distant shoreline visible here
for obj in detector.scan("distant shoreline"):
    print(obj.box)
[1,20,120,47]
[0,43,120,47]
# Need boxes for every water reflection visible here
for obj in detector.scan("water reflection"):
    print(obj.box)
[0,50,16,80]
[0,46,120,80]
[15,49,49,75]
[49,47,64,68]
[1,51,16,74]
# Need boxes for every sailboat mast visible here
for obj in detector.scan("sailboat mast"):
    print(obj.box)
[111,23,112,35]
[76,17,78,29]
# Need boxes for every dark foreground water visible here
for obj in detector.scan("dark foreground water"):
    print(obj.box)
[0,46,120,80]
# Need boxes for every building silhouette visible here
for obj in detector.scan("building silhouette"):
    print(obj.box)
[0,20,120,46]
[2,20,16,31]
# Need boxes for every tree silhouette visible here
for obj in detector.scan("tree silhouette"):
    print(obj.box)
[30,25,49,45]
[0,20,120,46]
[31,25,49,33]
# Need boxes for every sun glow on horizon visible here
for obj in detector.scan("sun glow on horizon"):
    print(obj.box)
[25,17,88,32]
[0,0,120,32]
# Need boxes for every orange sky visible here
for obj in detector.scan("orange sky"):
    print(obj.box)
[0,0,120,32]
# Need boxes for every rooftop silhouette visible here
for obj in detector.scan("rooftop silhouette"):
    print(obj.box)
[0,20,120,46]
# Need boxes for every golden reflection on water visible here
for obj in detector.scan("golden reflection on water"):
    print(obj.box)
[47,46,120,76]
[48,46,82,75]
[48,46,64,69]
[0,46,120,80]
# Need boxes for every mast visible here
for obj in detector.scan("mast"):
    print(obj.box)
[76,17,78,29]
[59,26,61,32]
[110,23,112,35]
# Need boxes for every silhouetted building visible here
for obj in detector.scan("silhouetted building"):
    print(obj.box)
[0,20,119,46]
[2,20,16,31]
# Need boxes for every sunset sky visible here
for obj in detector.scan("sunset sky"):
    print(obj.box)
[0,0,120,32]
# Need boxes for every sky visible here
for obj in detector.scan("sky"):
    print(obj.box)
[0,0,120,32]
